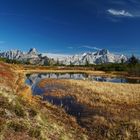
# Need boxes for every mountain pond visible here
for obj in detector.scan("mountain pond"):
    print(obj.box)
[25,72,140,126]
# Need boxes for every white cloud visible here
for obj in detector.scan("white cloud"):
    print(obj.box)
[68,45,101,51]
[80,45,101,50]
[107,9,133,17]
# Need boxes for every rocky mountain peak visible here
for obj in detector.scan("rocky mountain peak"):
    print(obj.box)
[97,49,109,55]
[59,49,128,65]
[0,48,128,65]
[28,48,38,55]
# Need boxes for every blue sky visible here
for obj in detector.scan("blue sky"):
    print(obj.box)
[0,0,140,56]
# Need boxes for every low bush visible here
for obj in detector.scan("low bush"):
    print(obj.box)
[8,121,28,132]
[13,102,26,117]
[128,64,140,76]
[28,127,42,138]
[28,108,38,117]
[94,63,127,71]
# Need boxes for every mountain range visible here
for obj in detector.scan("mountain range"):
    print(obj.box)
[60,49,127,65]
[0,48,128,65]
[0,48,51,65]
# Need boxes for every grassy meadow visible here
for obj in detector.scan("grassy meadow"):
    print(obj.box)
[0,62,88,140]
[0,62,140,139]
[38,79,140,139]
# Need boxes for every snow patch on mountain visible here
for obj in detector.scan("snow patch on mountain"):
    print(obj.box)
[59,49,128,65]
[42,53,71,61]
[0,48,51,65]
[0,48,128,65]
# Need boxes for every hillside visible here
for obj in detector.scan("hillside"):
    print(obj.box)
[0,62,140,139]
[0,62,88,140]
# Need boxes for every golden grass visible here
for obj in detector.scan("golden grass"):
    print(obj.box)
[39,79,140,105]
[69,80,140,103]
[0,62,88,140]
[1,63,140,139]
[38,78,140,139]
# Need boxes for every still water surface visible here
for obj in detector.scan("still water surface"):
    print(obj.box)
[25,72,140,122]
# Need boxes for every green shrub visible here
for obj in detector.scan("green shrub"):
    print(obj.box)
[94,63,127,71]
[28,127,41,138]
[128,64,140,76]
[14,102,26,117]
[0,57,22,64]
[28,108,38,117]
[8,121,28,132]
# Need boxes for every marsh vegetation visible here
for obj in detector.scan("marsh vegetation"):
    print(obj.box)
[0,61,140,139]
[26,76,140,139]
